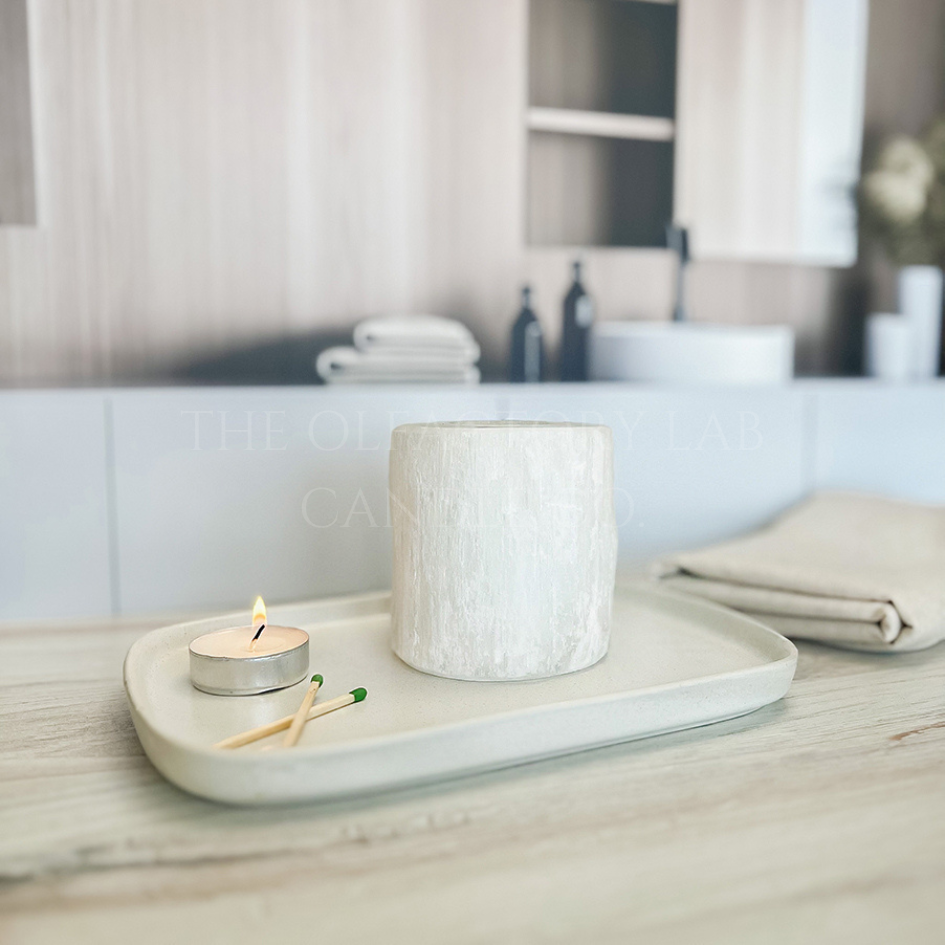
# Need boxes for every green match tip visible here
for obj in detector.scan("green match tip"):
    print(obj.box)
[350,687,367,703]
[311,674,323,684]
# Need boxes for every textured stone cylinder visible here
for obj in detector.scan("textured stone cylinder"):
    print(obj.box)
[389,421,617,680]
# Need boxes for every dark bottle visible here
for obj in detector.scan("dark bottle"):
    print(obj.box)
[509,286,545,383]
[559,260,594,381]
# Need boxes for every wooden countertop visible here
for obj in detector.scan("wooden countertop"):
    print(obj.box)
[1,613,944,944]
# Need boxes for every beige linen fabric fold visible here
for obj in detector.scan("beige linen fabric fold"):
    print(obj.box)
[653,493,945,652]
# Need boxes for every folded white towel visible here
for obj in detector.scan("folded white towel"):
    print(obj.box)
[653,492,945,652]
[316,346,480,385]
[353,315,480,362]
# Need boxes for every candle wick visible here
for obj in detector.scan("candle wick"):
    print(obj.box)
[249,622,266,651]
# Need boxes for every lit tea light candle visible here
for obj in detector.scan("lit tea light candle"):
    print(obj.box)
[189,597,309,696]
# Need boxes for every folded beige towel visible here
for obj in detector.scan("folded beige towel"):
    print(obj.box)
[654,493,945,652]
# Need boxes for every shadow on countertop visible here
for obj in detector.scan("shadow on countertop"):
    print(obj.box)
[162,331,353,385]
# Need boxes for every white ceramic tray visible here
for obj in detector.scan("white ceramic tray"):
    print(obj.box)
[124,583,797,805]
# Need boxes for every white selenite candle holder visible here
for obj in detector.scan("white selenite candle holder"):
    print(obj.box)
[389,421,618,681]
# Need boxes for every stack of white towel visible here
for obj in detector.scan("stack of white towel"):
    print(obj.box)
[316,316,481,385]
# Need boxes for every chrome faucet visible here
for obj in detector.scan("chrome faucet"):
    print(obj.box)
[666,224,690,323]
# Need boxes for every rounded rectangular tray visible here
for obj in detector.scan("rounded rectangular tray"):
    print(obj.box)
[124,583,797,805]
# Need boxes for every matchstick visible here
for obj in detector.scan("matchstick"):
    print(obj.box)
[282,674,324,747]
[214,687,368,750]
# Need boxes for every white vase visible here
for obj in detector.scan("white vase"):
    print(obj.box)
[865,313,913,382]
[389,421,617,681]
[898,265,943,379]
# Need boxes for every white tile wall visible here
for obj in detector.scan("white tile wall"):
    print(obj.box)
[498,385,810,561]
[0,391,113,620]
[110,388,507,614]
[4,381,944,620]
[810,381,945,503]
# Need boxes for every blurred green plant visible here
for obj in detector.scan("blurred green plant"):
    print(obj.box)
[860,118,945,266]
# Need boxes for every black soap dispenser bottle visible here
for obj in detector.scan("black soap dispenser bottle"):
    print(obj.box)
[509,285,545,383]
[559,260,594,381]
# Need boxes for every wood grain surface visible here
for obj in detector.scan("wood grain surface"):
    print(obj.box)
[1,612,943,943]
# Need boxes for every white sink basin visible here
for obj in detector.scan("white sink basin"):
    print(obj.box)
[589,322,794,385]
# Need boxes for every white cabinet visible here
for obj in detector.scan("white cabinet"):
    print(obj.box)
[675,0,869,264]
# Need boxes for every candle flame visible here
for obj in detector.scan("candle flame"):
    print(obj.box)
[252,596,267,627]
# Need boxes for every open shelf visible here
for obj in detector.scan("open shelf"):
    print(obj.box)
[527,107,674,142]
[529,0,677,118]
[528,132,674,247]
[527,0,678,248]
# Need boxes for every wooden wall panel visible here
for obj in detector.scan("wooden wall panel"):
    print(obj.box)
[0,0,526,382]
[0,0,943,383]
